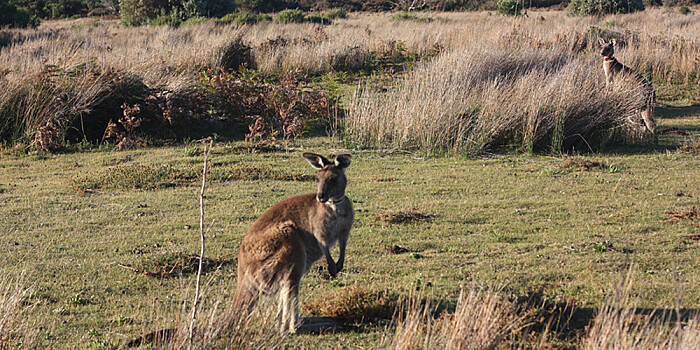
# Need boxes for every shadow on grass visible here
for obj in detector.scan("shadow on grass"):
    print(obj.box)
[656,104,700,119]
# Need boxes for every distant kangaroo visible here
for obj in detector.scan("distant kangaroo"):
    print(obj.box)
[599,39,657,133]
[231,152,353,334]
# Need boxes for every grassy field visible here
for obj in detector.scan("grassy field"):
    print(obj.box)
[1,7,700,350]
[2,105,699,348]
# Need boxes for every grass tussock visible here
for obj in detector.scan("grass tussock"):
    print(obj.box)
[583,269,700,350]
[381,289,530,349]
[676,140,700,155]
[373,209,435,223]
[346,46,648,155]
[302,286,399,325]
[560,156,604,171]
[0,272,38,349]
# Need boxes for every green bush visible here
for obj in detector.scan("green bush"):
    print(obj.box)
[0,0,39,28]
[497,0,521,15]
[215,11,271,25]
[304,14,332,24]
[567,0,645,16]
[390,12,433,22]
[679,6,692,14]
[275,9,305,23]
[119,0,171,26]
[150,8,184,27]
[324,7,347,19]
[181,15,208,26]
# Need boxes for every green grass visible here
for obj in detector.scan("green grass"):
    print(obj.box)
[1,108,699,348]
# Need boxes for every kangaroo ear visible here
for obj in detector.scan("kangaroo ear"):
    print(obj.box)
[334,154,352,170]
[303,153,330,169]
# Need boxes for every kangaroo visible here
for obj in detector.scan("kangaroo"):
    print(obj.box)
[599,39,656,133]
[231,152,353,334]
[128,153,353,347]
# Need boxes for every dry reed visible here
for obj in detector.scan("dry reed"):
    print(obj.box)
[380,288,529,350]
[583,269,700,350]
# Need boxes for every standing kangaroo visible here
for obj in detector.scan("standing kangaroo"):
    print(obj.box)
[599,39,657,133]
[231,152,353,334]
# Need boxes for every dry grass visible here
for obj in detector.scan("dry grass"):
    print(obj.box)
[302,286,398,325]
[373,209,435,223]
[666,206,699,222]
[0,272,38,350]
[583,269,700,350]
[2,10,697,151]
[676,140,700,155]
[380,288,530,350]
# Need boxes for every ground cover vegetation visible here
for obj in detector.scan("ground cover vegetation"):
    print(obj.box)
[1,7,699,349]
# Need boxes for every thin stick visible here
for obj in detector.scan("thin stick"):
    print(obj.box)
[189,138,213,348]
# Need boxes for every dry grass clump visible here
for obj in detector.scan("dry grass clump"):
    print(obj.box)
[666,206,699,222]
[583,270,700,350]
[0,272,38,349]
[346,45,647,155]
[302,286,399,325]
[373,209,435,223]
[560,156,604,171]
[380,289,530,349]
[676,140,700,155]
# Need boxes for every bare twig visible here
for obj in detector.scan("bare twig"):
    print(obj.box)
[189,138,213,348]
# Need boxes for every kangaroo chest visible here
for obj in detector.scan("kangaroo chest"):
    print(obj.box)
[314,202,353,242]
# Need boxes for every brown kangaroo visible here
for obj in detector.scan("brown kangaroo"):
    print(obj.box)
[231,152,353,334]
[127,153,353,347]
[599,39,656,133]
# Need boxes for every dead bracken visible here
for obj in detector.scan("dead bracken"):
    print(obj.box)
[666,206,699,222]
[373,209,435,224]
[560,155,604,171]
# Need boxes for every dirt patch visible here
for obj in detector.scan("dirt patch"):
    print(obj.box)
[373,209,435,224]
[686,234,700,241]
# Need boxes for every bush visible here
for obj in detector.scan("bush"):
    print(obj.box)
[119,0,171,26]
[0,0,38,28]
[390,12,433,22]
[567,0,645,16]
[275,9,305,23]
[324,7,347,19]
[497,0,521,15]
[304,14,332,24]
[679,6,692,14]
[149,8,185,27]
[216,11,271,25]
[181,15,208,26]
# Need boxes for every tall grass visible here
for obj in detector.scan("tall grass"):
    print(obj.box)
[380,289,530,349]
[583,269,700,350]
[0,271,38,349]
[0,10,698,150]
[346,47,647,155]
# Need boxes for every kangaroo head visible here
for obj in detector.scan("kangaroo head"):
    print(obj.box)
[599,39,616,58]
[303,153,352,203]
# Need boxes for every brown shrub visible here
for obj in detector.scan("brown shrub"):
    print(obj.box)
[373,209,435,223]
[676,140,700,155]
